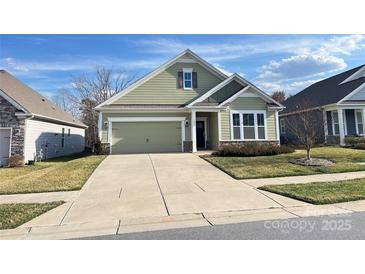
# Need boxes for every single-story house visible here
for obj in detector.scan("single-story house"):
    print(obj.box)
[0,70,87,166]
[280,64,365,145]
[95,49,284,154]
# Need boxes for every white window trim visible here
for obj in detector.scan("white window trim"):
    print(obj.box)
[279,118,285,134]
[183,68,193,90]
[230,110,267,141]
[107,117,186,154]
[355,110,364,136]
[331,110,347,136]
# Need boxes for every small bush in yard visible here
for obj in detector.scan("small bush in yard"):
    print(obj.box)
[353,143,365,150]
[345,136,365,145]
[213,143,295,157]
[9,155,24,167]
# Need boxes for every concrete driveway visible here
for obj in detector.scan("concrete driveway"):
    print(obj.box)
[21,153,310,232]
[55,153,288,224]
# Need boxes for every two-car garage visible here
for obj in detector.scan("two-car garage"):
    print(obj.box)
[109,117,185,154]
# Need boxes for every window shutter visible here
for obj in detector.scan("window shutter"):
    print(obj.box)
[192,72,198,88]
[178,71,183,88]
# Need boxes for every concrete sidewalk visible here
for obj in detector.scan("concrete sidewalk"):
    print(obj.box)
[241,171,365,188]
[2,199,365,239]
[0,191,79,204]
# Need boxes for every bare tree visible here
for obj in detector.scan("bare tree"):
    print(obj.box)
[271,90,286,103]
[52,89,80,118]
[52,67,136,149]
[285,104,325,160]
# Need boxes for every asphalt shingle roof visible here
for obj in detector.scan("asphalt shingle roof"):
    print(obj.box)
[0,70,86,128]
[282,65,365,114]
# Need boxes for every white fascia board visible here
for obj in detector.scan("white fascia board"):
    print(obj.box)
[187,75,236,107]
[99,107,187,113]
[108,117,186,122]
[219,85,251,106]
[231,74,284,108]
[0,89,29,113]
[188,73,284,108]
[337,83,365,104]
[32,114,88,129]
[95,49,228,109]
[339,66,365,85]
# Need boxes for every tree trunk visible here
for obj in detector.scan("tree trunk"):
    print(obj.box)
[306,148,311,160]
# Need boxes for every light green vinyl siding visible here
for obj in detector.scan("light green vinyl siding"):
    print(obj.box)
[113,62,222,105]
[101,112,190,143]
[111,122,181,154]
[209,112,219,149]
[267,110,278,140]
[220,96,278,140]
[230,97,267,110]
[220,109,231,140]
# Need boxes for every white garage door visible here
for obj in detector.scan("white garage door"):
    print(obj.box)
[0,128,11,167]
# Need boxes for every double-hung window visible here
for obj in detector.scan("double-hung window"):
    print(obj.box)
[332,111,340,135]
[183,68,193,90]
[356,110,364,135]
[231,112,266,140]
[280,118,286,134]
[242,114,255,139]
[232,113,241,140]
[257,113,265,139]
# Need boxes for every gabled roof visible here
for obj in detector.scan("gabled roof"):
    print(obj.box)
[188,73,284,108]
[95,49,228,109]
[282,65,365,114]
[0,70,86,128]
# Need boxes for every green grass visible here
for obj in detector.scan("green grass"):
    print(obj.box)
[0,154,106,194]
[259,178,365,205]
[204,147,365,179]
[0,201,64,230]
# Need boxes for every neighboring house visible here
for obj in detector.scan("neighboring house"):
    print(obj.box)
[0,70,87,166]
[95,50,284,154]
[280,65,365,146]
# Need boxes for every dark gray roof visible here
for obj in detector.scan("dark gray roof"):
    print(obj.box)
[282,65,365,114]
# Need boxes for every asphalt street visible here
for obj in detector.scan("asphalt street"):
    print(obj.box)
[79,211,365,240]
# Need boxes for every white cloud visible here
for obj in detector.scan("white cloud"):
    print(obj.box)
[256,34,365,94]
[257,54,346,81]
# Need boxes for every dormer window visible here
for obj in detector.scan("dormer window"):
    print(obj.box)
[183,68,193,90]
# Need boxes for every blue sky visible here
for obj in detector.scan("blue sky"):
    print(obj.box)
[1,34,364,98]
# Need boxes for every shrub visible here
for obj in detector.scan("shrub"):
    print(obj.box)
[9,155,24,167]
[213,143,295,157]
[345,136,365,145]
[353,143,365,150]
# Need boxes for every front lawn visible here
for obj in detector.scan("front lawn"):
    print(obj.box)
[204,147,365,179]
[259,178,365,205]
[0,154,106,194]
[0,202,64,230]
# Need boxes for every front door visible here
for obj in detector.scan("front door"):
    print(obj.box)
[196,121,206,149]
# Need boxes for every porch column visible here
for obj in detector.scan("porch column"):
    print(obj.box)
[338,109,345,146]
[191,110,197,152]
[355,108,365,136]
[322,110,328,143]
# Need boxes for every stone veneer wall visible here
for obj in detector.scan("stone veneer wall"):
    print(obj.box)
[183,141,192,152]
[0,96,26,156]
